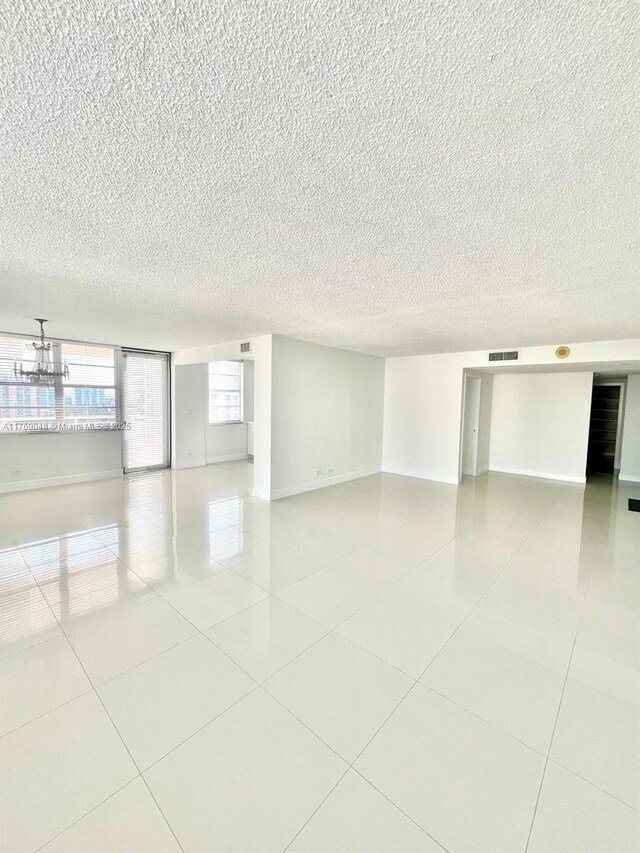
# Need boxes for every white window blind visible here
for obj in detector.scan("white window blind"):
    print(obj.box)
[209,361,243,424]
[0,334,117,431]
[122,351,169,471]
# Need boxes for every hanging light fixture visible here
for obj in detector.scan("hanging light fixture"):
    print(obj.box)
[14,319,70,384]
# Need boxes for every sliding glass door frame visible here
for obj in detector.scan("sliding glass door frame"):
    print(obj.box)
[120,348,171,473]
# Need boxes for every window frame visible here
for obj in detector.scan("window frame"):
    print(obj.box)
[0,331,120,435]
[208,360,244,426]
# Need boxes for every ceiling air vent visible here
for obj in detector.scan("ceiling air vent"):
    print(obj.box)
[488,350,519,362]
[240,341,251,354]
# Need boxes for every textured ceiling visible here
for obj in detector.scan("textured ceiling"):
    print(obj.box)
[1,0,638,355]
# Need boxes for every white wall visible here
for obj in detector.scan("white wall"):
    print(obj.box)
[206,424,247,462]
[459,372,494,478]
[270,336,385,498]
[172,363,208,469]
[244,360,255,422]
[619,374,640,482]
[250,336,272,499]
[476,373,494,474]
[172,335,272,499]
[489,372,593,483]
[0,431,122,492]
[383,352,468,484]
[383,339,640,485]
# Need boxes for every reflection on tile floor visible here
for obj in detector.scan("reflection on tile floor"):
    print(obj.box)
[0,462,638,852]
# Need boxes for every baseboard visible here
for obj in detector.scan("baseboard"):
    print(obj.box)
[619,474,640,483]
[381,465,460,485]
[0,469,123,493]
[171,458,206,470]
[206,453,249,464]
[270,467,380,500]
[489,466,586,484]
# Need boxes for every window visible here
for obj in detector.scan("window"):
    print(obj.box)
[0,334,118,432]
[209,360,243,424]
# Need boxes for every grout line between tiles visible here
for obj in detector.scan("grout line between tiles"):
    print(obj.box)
[44,620,186,851]
[415,493,569,683]
[349,767,453,853]
[31,775,144,853]
[4,469,633,853]
[23,582,191,853]
[140,683,263,772]
[523,524,598,852]
[280,766,351,852]
[0,685,95,739]
[544,756,640,813]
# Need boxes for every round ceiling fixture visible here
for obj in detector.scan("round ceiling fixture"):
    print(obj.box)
[555,345,571,359]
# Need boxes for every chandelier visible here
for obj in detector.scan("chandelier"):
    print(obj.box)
[14,319,70,385]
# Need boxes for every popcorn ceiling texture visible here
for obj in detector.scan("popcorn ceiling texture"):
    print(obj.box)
[0,0,638,354]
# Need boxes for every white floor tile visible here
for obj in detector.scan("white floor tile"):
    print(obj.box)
[0,635,91,735]
[40,778,181,852]
[421,629,565,752]
[130,551,226,594]
[0,583,63,658]
[327,546,412,590]
[163,569,268,629]
[481,571,584,627]
[238,514,313,547]
[0,548,34,593]
[145,688,346,852]
[65,598,197,684]
[384,566,476,619]
[39,565,157,626]
[277,567,382,628]
[99,634,255,768]
[0,692,137,852]
[20,536,119,575]
[355,684,545,853]
[1,463,636,853]
[570,633,640,708]
[551,678,640,808]
[366,527,448,569]
[206,596,327,681]
[285,529,364,569]
[463,604,577,675]
[230,546,321,592]
[107,535,203,570]
[212,533,273,567]
[289,770,442,852]
[265,633,412,761]
[393,547,496,609]
[529,762,640,853]
[337,591,464,678]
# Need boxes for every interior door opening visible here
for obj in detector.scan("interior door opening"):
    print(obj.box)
[122,350,170,473]
[586,383,623,476]
[461,375,481,477]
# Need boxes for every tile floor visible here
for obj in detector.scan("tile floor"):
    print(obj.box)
[1,461,638,852]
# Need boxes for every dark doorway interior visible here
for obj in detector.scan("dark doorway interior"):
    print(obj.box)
[587,385,621,475]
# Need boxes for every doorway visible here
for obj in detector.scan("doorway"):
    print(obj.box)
[122,350,170,472]
[461,375,481,476]
[586,383,622,475]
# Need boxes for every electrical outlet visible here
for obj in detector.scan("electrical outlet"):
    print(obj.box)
[316,469,323,476]
[328,467,334,474]
[10,469,21,475]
